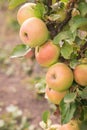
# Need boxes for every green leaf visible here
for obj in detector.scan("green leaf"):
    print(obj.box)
[11,44,30,58]
[78,2,87,16]
[70,59,79,69]
[80,121,87,130]
[53,30,76,45]
[83,107,87,121]
[69,16,87,32]
[61,42,73,59]
[64,93,77,103]
[52,0,56,4]
[60,99,76,124]
[48,14,62,21]
[85,50,87,57]
[42,111,50,123]
[60,0,69,3]
[60,99,70,119]
[63,102,76,124]
[80,87,87,99]
[9,0,26,9]
[34,3,46,19]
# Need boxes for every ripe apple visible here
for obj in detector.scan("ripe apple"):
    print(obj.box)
[46,86,68,105]
[74,64,87,86]
[60,120,80,130]
[46,63,73,92]
[35,40,60,67]
[19,17,50,48]
[17,3,36,25]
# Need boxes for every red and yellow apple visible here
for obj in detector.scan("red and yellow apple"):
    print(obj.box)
[35,40,60,67]
[74,64,87,86]
[46,86,68,105]
[19,17,50,48]
[60,120,80,130]
[46,63,73,92]
[17,3,36,25]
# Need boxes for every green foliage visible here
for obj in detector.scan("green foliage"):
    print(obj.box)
[64,93,77,103]
[40,111,52,129]
[78,2,87,17]
[42,111,50,124]
[53,30,76,45]
[60,93,77,124]
[34,3,47,19]
[80,121,87,130]
[11,44,30,58]
[8,0,27,9]
[60,0,69,3]
[69,16,87,33]
[69,59,79,69]
[78,87,87,99]
[59,86,87,124]
[61,41,73,59]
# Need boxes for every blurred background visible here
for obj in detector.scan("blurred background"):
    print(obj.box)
[0,1,58,129]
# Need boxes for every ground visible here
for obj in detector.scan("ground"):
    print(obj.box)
[0,2,59,129]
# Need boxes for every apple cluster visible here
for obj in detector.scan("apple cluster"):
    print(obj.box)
[17,2,87,106]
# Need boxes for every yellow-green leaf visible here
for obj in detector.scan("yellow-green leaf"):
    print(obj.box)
[9,0,27,9]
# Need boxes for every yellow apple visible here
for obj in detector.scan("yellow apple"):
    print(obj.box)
[46,63,73,92]
[74,64,87,86]
[46,86,68,104]
[35,40,60,67]
[17,3,36,25]
[19,17,50,48]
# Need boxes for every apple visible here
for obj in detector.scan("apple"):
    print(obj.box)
[46,124,61,130]
[46,86,68,105]
[35,40,60,67]
[17,3,36,25]
[74,64,87,86]
[60,120,80,130]
[19,17,50,48]
[46,63,73,92]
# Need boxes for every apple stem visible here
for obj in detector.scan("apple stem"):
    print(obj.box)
[52,74,56,79]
